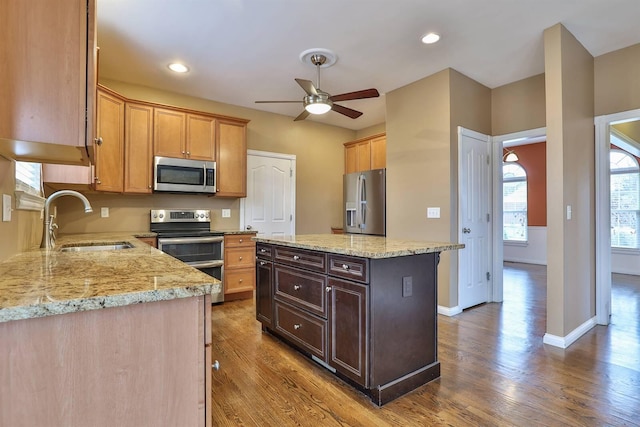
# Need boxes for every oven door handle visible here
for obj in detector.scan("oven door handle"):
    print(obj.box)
[188,260,224,269]
[158,236,224,245]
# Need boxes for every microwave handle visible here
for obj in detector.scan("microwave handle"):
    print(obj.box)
[203,163,207,191]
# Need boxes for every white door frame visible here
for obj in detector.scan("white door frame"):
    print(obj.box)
[491,127,546,303]
[594,108,640,325]
[240,149,297,235]
[457,126,492,309]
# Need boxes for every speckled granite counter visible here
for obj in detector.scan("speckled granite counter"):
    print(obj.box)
[0,232,221,323]
[252,234,463,259]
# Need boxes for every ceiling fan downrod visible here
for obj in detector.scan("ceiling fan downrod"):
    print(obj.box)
[310,54,327,90]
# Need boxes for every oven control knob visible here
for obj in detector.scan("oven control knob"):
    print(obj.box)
[159,213,164,219]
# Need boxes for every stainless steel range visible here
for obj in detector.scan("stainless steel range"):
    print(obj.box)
[150,209,224,303]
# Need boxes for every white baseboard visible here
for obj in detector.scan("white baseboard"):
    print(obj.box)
[438,305,462,317]
[542,316,597,348]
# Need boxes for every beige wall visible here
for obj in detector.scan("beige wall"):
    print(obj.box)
[544,24,595,337]
[0,157,43,261]
[595,43,640,117]
[492,74,546,135]
[55,79,357,235]
[355,123,386,140]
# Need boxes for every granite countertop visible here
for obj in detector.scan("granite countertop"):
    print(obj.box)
[252,234,464,259]
[0,232,221,324]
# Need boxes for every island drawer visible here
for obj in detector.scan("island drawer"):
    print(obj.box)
[256,243,273,259]
[274,301,328,362]
[274,265,327,318]
[328,254,369,284]
[274,246,327,273]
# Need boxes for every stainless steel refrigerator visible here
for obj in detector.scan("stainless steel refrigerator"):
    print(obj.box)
[343,168,386,235]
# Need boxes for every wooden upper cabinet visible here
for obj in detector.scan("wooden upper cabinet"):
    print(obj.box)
[154,108,187,158]
[94,89,125,192]
[0,0,97,151]
[186,114,216,161]
[124,102,154,193]
[216,119,248,197]
[344,133,386,174]
[370,135,386,170]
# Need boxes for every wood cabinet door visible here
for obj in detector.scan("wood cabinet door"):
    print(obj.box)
[370,136,386,170]
[345,144,357,174]
[216,120,247,197]
[256,259,273,327]
[124,102,153,193]
[94,89,124,192]
[154,108,186,158]
[186,114,216,161]
[0,0,95,149]
[356,141,372,172]
[328,277,369,387]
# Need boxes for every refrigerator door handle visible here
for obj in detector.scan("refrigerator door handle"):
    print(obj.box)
[355,174,362,228]
[360,174,366,227]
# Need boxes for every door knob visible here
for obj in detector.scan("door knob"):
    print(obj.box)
[462,227,471,234]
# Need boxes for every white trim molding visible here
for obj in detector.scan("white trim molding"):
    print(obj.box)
[542,316,597,349]
[437,305,462,317]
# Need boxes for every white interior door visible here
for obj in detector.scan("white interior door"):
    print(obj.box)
[242,150,296,236]
[458,127,492,310]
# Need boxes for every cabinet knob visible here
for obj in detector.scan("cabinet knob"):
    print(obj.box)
[342,264,350,270]
[293,285,301,291]
[239,256,243,260]
[94,177,101,184]
[259,261,266,266]
[293,255,300,260]
[260,248,266,253]
[239,278,243,283]
[326,286,332,292]
[294,324,301,330]
[239,238,243,243]
[94,137,103,146]
[212,360,220,371]
[186,151,191,156]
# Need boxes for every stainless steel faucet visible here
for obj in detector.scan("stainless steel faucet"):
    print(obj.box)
[41,190,93,249]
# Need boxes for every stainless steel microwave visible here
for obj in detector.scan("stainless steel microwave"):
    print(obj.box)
[153,156,216,194]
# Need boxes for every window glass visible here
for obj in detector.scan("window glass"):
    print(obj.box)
[503,163,527,241]
[15,161,43,196]
[610,149,639,249]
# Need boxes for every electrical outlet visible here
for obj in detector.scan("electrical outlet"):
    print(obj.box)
[427,207,440,218]
[221,209,231,218]
[101,207,109,218]
[402,276,413,297]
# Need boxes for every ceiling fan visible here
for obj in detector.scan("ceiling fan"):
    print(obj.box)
[255,50,379,121]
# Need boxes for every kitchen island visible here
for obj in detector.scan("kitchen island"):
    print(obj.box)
[0,233,217,427]
[253,234,463,405]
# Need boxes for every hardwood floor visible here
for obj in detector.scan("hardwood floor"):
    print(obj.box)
[210,263,640,426]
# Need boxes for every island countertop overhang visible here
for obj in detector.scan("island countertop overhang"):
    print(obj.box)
[252,234,464,259]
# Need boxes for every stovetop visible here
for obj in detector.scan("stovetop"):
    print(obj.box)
[150,209,223,237]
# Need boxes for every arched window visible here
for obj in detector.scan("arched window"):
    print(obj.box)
[503,163,527,241]
[610,149,639,249]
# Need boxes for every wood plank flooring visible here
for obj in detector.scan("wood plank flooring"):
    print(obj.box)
[210,263,640,426]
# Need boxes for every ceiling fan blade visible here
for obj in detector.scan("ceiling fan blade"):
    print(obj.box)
[255,100,301,103]
[295,78,318,96]
[294,110,310,121]
[332,104,363,119]
[329,88,380,102]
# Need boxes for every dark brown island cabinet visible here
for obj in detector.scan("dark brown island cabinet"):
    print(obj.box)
[254,234,463,405]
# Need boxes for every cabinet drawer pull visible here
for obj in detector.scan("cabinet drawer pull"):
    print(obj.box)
[294,324,301,330]
[239,256,243,260]
[342,264,350,270]
[260,248,266,253]
[293,255,300,260]
[259,261,266,266]
[239,238,243,243]
[239,278,243,283]
[326,286,332,292]
[293,285,301,291]
[212,360,220,371]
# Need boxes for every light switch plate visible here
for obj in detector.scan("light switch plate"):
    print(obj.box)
[221,209,231,218]
[2,194,11,222]
[427,207,440,219]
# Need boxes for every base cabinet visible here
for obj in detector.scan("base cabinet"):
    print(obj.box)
[224,234,256,301]
[255,242,439,405]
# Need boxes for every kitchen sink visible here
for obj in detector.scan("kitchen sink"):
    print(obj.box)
[59,242,135,252]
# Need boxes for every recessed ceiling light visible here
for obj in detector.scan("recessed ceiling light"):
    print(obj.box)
[168,63,189,73]
[421,33,440,44]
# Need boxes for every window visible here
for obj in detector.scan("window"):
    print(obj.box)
[503,163,527,241]
[610,149,639,249]
[15,161,43,196]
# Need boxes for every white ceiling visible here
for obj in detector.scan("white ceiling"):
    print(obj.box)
[97,0,640,131]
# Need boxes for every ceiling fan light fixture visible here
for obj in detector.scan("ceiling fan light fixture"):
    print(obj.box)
[303,94,332,114]
[168,62,189,73]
